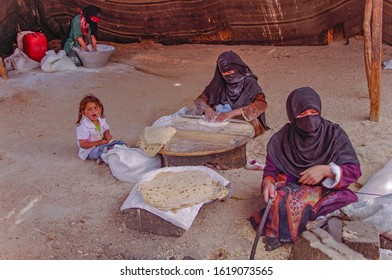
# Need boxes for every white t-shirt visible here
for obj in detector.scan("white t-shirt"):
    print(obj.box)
[76,116,110,160]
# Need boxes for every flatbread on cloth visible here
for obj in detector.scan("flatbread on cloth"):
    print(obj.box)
[137,126,176,157]
[137,170,229,211]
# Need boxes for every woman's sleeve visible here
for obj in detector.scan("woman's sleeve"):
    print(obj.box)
[262,154,280,183]
[240,93,268,122]
[322,163,362,189]
[342,163,362,185]
[194,91,210,114]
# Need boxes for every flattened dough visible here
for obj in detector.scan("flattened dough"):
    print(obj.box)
[198,118,229,127]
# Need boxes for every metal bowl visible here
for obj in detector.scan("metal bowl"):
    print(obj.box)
[74,44,115,68]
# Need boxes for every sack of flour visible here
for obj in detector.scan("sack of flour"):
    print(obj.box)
[4,48,40,71]
[41,50,77,72]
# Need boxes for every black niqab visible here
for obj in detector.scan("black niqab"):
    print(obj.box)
[204,51,261,109]
[267,87,360,179]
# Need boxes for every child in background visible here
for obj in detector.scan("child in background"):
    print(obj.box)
[63,5,102,65]
[76,94,126,162]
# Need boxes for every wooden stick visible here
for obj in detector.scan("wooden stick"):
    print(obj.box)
[0,56,8,80]
[363,0,372,99]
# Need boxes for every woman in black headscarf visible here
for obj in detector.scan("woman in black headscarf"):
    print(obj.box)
[63,5,102,65]
[250,87,361,250]
[194,51,268,137]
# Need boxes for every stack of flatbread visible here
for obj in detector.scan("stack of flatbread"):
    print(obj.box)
[137,125,176,157]
[137,170,229,211]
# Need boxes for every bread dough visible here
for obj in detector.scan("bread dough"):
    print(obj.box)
[137,126,176,157]
[143,126,176,144]
[198,118,229,127]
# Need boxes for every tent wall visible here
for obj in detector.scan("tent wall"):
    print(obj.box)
[0,0,378,56]
[384,0,392,44]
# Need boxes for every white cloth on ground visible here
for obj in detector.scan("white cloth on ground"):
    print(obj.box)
[101,145,161,183]
[120,166,231,230]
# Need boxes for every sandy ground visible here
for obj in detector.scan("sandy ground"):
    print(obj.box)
[1,37,392,260]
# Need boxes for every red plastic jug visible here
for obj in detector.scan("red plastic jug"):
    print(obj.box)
[23,32,48,62]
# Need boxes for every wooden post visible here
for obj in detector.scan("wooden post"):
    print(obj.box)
[370,0,382,122]
[364,0,383,122]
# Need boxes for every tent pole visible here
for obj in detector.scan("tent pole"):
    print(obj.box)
[370,0,382,122]
[365,0,383,122]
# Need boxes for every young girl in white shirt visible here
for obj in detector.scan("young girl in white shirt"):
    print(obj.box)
[76,94,126,161]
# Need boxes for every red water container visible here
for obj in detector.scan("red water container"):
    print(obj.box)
[23,32,48,62]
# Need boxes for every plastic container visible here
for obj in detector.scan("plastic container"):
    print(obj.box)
[74,44,115,68]
[23,32,48,62]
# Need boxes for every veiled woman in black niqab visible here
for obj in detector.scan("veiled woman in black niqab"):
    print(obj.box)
[249,87,361,250]
[194,51,268,137]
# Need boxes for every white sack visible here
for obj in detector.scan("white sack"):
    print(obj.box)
[357,159,392,201]
[342,193,392,234]
[101,145,161,183]
[4,48,40,71]
[41,50,77,72]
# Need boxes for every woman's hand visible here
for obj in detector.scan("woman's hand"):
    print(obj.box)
[262,179,277,203]
[215,108,242,122]
[215,111,234,122]
[299,165,333,185]
[204,107,218,122]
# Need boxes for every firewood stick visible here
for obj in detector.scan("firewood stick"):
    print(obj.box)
[363,0,372,99]
[0,56,8,80]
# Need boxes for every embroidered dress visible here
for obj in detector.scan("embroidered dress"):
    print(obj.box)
[259,170,359,242]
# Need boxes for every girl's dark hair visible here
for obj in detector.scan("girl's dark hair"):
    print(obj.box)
[76,94,105,125]
[62,5,102,48]
[83,5,101,37]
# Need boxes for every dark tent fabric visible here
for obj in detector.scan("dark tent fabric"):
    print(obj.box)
[2,0,391,56]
